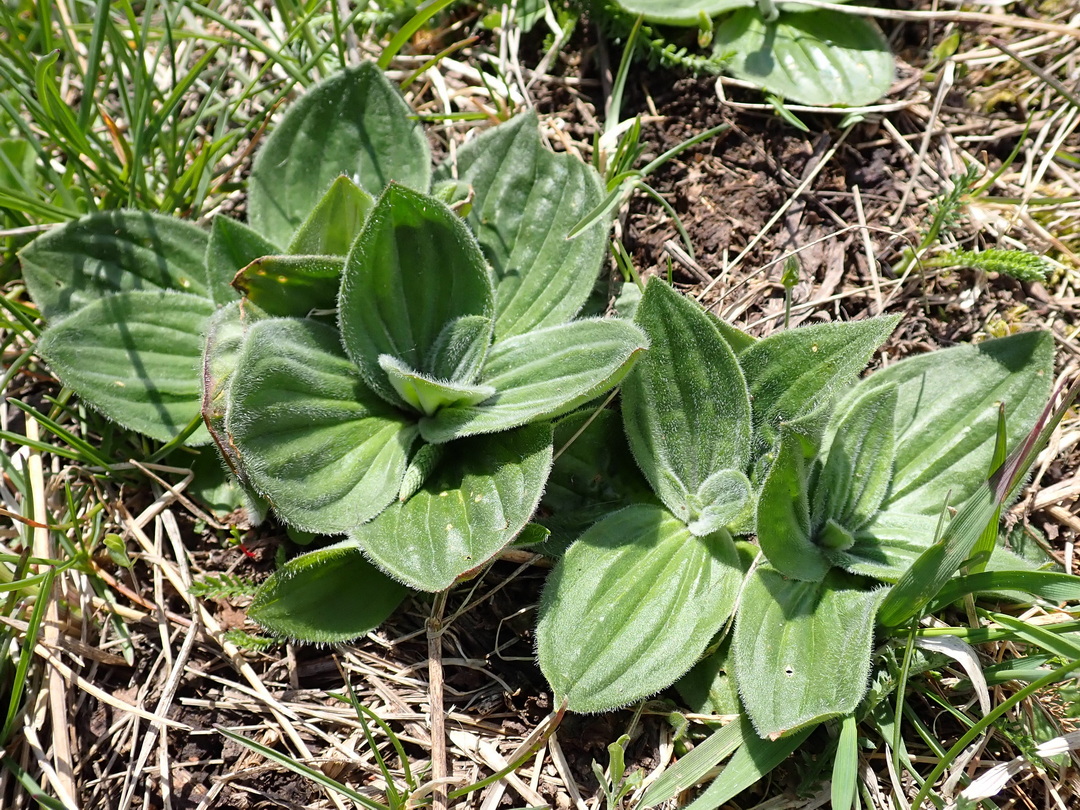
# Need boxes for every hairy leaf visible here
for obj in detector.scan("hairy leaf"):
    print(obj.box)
[378,355,495,415]
[21,210,210,320]
[623,280,751,523]
[248,63,430,244]
[287,175,374,256]
[37,290,215,443]
[353,423,553,591]
[419,318,648,443]
[249,544,408,643]
[537,504,744,712]
[226,318,416,534]
[232,255,343,317]
[426,314,493,384]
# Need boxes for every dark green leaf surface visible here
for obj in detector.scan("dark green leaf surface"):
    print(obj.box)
[419,318,648,443]
[733,567,884,737]
[205,215,278,306]
[21,210,210,320]
[226,318,417,534]
[447,113,608,339]
[339,185,495,407]
[287,175,374,256]
[712,10,894,107]
[614,0,754,23]
[37,290,215,443]
[249,544,408,643]
[353,423,554,592]
[537,504,744,712]
[622,280,751,523]
[248,63,430,244]
[232,255,343,317]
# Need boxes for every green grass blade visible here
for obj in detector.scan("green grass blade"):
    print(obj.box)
[640,719,748,807]
[988,612,1080,659]
[831,714,859,810]
[378,0,457,70]
[7,399,115,469]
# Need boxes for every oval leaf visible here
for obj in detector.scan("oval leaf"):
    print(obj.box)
[537,503,744,712]
[232,254,344,317]
[21,210,210,320]
[249,543,408,643]
[226,318,417,534]
[418,318,648,443]
[622,279,751,522]
[339,184,495,406]
[287,175,374,256]
[37,290,215,443]
[248,63,431,244]
[352,423,554,592]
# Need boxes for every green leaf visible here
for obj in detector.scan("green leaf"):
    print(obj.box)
[352,423,553,592]
[248,544,408,643]
[226,318,417,535]
[36,291,215,443]
[930,570,1080,612]
[613,0,756,24]
[232,255,343,317]
[21,210,210,320]
[419,318,648,443]
[756,426,829,581]
[378,355,495,416]
[639,716,748,808]
[733,567,885,738]
[813,383,897,530]
[339,184,495,407]
[248,63,430,244]
[287,175,374,256]
[537,504,744,712]
[446,113,608,340]
[710,312,757,354]
[831,713,859,810]
[675,638,743,716]
[622,280,752,523]
[712,10,894,107]
[739,315,899,430]
[205,215,278,306]
[688,468,754,537]
[426,314,493,384]
[860,331,1053,515]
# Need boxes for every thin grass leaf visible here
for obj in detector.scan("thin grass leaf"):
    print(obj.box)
[7,400,114,469]
[988,612,1080,659]
[1,566,55,744]
[640,719,748,807]
[377,0,458,69]
[831,713,858,810]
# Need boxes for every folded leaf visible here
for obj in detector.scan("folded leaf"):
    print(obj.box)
[446,112,608,339]
[248,62,430,244]
[537,504,744,712]
[426,314,493,384]
[248,543,408,643]
[205,215,277,306]
[733,567,885,738]
[21,210,210,320]
[287,175,374,256]
[353,423,554,592]
[232,255,344,317]
[712,10,894,107]
[622,279,751,522]
[226,318,417,534]
[37,290,215,443]
[339,184,495,406]
[378,355,495,415]
[418,318,648,443]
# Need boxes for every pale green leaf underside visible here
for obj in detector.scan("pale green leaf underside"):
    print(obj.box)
[226,318,416,535]
[37,290,214,444]
[733,567,885,738]
[446,112,608,340]
[378,354,495,416]
[713,10,894,108]
[249,543,408,643]
[353,423,554,592]
[247,62,431,244]
[419,319,648,443]
[623,279,751,522]
[537,504,743,712]
[21,209,210,321]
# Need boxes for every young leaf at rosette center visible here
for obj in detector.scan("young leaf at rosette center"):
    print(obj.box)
[378,355,495,416]
[418,318,648,444]
[339,184,496,407]
[733,566,886,739]
[248,543,408,643]
[287,175,374,257]
[860,331,1053,516]
[232,255,344,318]
[426,315,493,385]
[537,503,745,713]
[37,290,215,444]
[688,468,755,537]
[756,425,829,582]
[21,209,211,321]
[441,112,608,340]
[739,315,900,432]
[247,62,431,245]
[225,317,418,535]
[622,279,752,524]
[812,383,898,532]
[352,422,553,592]
[712,9,894,107]
[205,215,278,306]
